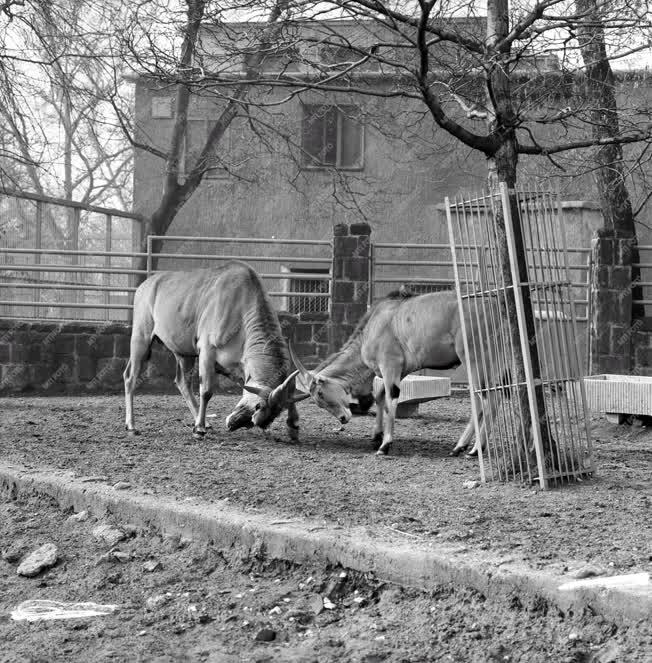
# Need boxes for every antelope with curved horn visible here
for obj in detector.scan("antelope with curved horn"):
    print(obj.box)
[123,261,309,440]
[291,289,508,456]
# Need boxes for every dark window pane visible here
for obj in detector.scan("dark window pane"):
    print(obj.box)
[339,114,362,168]
[302,104,363,169]
[322,108,337,165]
[302,104,337,166]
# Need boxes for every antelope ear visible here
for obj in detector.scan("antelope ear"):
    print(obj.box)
[243,384,263,396]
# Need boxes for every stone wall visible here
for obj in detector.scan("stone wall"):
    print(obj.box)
[0,223,375,395]
[0,312,300,395]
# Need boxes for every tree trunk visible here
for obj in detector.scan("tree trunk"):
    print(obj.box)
[575,0,643,325]
[486,0,557,468]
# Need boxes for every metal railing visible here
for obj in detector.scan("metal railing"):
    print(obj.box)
[0,188,333,322]
[371,241,592,321]
[146,234,332,315]
[0,189,143,322]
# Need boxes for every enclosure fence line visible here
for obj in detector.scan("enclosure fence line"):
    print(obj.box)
[446,183,594,489]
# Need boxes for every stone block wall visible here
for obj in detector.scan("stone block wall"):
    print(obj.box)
[329,222,371,353]
[589,233,652,377]
[0,312,299,395]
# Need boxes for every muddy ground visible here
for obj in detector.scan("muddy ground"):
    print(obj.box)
[0,392,650,579]
[1,492,650,663]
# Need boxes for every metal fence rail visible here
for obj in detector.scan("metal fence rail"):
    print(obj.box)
[0,188,333,322]
[0,189,143,321]
[147,235,332,315]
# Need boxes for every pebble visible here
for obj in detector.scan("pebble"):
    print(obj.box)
[92,524,127,547]
[17,543,58,577]
[463,480,480,489]
[68,510,89,522]
[308,594,324,615]
[570,565,605,580]
[254,628,276,642]
[79,475,108,483]
[2,544,25,564]
[323,597,336,610]
[146,593,172,611]
[143,559,161,573]
[113,482,131,490]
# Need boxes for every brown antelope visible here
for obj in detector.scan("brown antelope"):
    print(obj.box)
[123,261,308,439]
[291,290,508,456]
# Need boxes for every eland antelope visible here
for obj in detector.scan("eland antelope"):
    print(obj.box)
[123,261,308,439]
[291,289,508,456]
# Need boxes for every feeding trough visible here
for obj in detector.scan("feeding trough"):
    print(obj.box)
[584,374,652,423]
[372,374,451,418]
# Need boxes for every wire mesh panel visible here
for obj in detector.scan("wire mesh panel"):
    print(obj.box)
[446,183,594,489]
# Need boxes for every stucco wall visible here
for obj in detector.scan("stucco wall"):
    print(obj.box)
[133,77,652,253]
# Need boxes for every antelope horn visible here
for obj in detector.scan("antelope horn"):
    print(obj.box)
[288,341,314,393]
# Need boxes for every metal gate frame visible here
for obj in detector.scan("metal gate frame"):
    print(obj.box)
[446,183,594,489]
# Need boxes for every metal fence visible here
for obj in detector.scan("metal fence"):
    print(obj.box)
[446,184,594,489]
[0,190,332,321]
[0,189,143,321]
[147,234,332,315]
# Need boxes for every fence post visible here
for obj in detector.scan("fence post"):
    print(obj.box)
[589,233,633,374]
[146,235,152,276]
[104,214,112,322]
[329,222,371,353]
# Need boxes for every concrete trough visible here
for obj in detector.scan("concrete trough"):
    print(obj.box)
[372,374,451,418]
[584,374,652,423]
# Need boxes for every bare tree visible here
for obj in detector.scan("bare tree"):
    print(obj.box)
[0,1,132,209]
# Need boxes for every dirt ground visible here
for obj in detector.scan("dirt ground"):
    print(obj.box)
[1,492,650,663]
[0,392,650,578]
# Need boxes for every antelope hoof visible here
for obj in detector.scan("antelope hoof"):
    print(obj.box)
[287,428,300,443]
[375,444,390,456]
[449,448,464,457]
[192,427,206,440]
[371,432,383,450]
[126,428,140,437]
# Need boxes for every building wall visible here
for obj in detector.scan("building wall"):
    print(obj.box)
[133,76,652,254]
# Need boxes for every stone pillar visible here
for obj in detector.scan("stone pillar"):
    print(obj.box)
[590,234,634,374]
[329,223,371,353]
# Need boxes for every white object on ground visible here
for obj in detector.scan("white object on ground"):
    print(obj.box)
[558,572,649,592]
[11,599,119,622]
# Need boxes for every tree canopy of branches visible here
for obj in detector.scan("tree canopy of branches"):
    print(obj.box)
[0,0,132,209]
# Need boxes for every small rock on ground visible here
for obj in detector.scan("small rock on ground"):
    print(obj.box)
[17,543,58,577]
[254,628,276,642]
[92,524,126,547]
[570,564,605,580]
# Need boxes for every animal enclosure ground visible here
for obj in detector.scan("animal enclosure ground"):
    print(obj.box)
[1,493,650,663]
[0,393,650,579]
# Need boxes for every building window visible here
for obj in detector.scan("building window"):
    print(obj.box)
[301,104,363,170]
[281,266,330,314]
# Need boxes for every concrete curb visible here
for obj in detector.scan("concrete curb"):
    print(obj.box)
[1,461,649,624]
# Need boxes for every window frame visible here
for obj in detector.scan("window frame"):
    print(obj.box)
[300,103,364,171]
